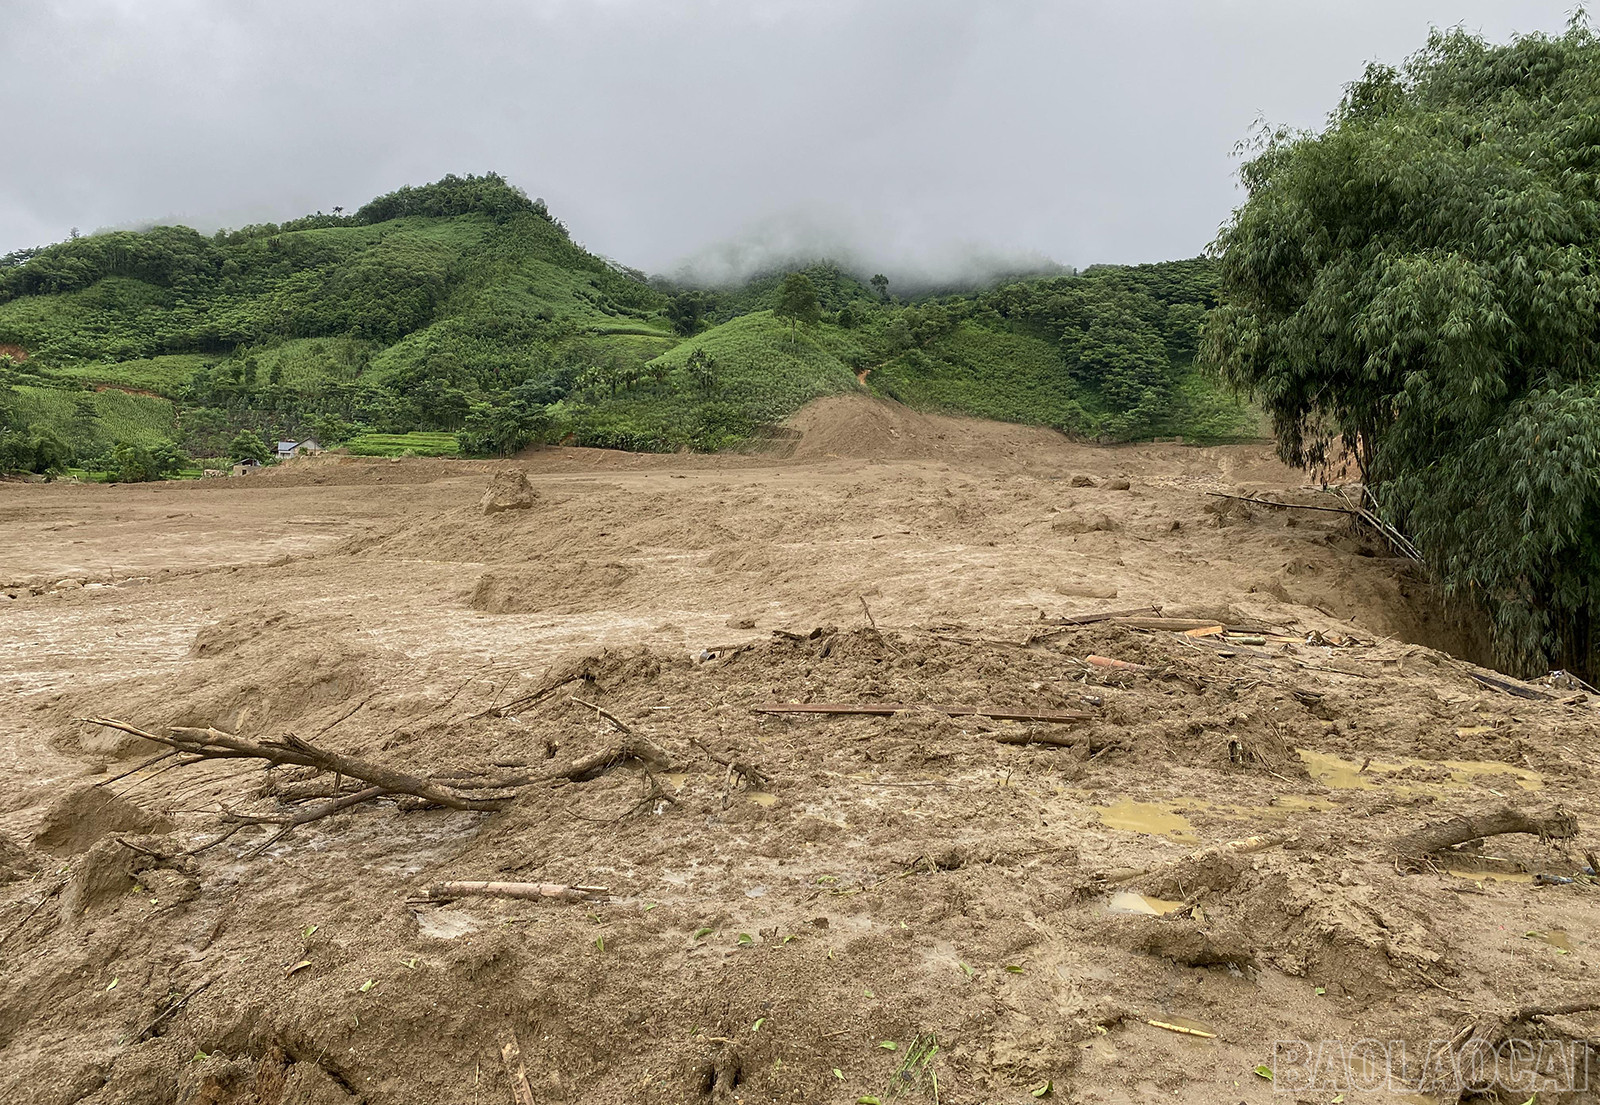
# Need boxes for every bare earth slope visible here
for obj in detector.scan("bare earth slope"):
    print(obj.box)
[0,397,1594,1104]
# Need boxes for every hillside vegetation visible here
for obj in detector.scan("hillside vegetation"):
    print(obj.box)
[1205,20,1600,678]
[0,172,1255,477]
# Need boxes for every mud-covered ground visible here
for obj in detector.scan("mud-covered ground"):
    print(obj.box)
[1,397,1595,1105]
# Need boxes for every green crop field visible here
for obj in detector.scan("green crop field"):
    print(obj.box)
[344,431,461,457]
[12,385,177,449]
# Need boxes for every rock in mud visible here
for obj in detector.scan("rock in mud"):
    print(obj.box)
[480,469,538,514]
[1070,474,1097,487]
[1106,477,1132,491]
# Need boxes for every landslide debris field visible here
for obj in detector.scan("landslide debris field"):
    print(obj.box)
[1,397,1595,1105]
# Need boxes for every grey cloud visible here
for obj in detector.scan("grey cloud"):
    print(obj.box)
[0,0,1578,282]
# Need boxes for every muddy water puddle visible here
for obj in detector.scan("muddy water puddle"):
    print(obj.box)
[1298,749,1541,791]
[1095,799,1199,842]
[1525,929,1575,951]
[1445,868,1536,884]
[1093,794,1334,841]
[1107,891,1186,915]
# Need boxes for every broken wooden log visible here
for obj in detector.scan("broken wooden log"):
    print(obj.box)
[1085,655,1149,672]
[1462,668,1555,701]
[753,702,1092,723]
[991,730,1121,752]
[1039,605,1161,626]
[422,880,609,903]
[1103,834,1287,887]
[1388,805,1578,861]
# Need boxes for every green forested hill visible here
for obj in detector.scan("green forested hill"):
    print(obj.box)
[0,173,1255,477]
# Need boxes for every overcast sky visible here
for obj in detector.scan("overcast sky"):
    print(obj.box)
[0,1,1578,282]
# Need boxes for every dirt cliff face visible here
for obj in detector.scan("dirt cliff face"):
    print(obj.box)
[0,398,1592,1104]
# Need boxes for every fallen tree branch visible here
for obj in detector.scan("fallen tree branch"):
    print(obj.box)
[420,880,609,903]
[690,738,771,788]
[0,877,68,948]
[83,718,510,812]
[222,786,386,826]
[1389,805,1578,861]
[468,671,583,721]
[1206,491,1357,516]
[754,702,1092,724]
[134,977,216,1042]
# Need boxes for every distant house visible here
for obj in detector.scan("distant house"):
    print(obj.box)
[274,438,323,460]
[231,458,263,476]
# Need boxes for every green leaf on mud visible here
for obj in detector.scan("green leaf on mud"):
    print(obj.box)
[1314,986,1325,995]
[1252,1065,1273,1081]
[959,961,974,977]
[738,933,754,945]
[595,936,605,952]
[693,927,714,941]
[106,977,118,991]
[1003,964,1024,974]
[304,925,317,939]
[1031,1080,1053,1098]
[401,957,418,969]
[359,979,375,993]
[752,1018,765,1031]
[857,1098,882,1104]
[878,1041,898,1050]
[833,1068,843,1079]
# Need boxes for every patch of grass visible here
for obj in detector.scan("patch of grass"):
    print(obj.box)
[52,354,216,397]
[868,323,1081,427]
[344,431,461,457]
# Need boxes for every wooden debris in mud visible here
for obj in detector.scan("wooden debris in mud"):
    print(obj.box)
[500,1030,537,1105]
[1389,805,1579,862]
[422,880,609,903]
[753,702,1092,724]
[1146,1018,1218,1039]
[1439,995,1600,1059]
